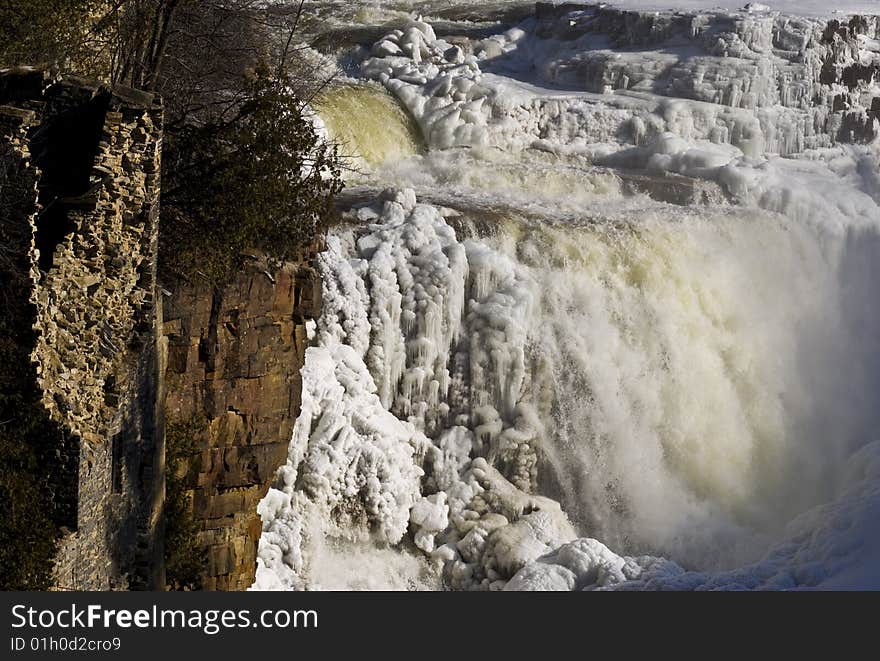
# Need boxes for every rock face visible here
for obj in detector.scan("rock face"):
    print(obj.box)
[0,69,165,590]
[163,252,321,590]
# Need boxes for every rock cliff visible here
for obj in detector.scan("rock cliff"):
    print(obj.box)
[163,253,320,590]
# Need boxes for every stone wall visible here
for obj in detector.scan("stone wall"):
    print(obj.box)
[163,250,320,590]
[32,79,162,447]
[0,69,165,590]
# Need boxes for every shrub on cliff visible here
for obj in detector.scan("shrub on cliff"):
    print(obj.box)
[2,1,342,283]
[0,1,116,75]
[111,0,345,284]
[159,64,342,284]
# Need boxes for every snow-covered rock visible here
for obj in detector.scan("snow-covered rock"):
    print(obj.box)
[360,6,880,157]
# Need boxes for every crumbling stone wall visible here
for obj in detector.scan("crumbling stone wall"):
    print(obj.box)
[163,251,320,590]
[0,69,164,590]
[32,79,162,447]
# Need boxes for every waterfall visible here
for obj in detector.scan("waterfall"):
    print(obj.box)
[315,84,422,172]
[253,3,880,591]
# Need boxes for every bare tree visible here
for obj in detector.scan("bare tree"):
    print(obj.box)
[111,0,184,90]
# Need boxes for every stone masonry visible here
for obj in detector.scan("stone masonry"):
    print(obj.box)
[0,69,165,590]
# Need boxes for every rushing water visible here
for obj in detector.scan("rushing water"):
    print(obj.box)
[254,1,880,590]
[506,214,880,568]
[315,84,422,169]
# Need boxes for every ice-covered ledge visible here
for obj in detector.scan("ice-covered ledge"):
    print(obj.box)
[600,1,880,18]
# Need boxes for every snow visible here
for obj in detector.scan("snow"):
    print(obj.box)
[252,233,434,589]
[410,492,449,553]
[296,1,880,22]
[506,537,654,591]
[356,5,880,228]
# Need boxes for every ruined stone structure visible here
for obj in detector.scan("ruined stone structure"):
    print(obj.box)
[163,252,320,590]
[1,69,165,590]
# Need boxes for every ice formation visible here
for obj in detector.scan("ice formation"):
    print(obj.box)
[254,2,880,591]
[360,7,880,152]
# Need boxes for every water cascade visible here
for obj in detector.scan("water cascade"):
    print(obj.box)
[315,84,422,171]
[253,2,880,591]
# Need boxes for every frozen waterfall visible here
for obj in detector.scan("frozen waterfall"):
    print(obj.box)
[253,2,880,591]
